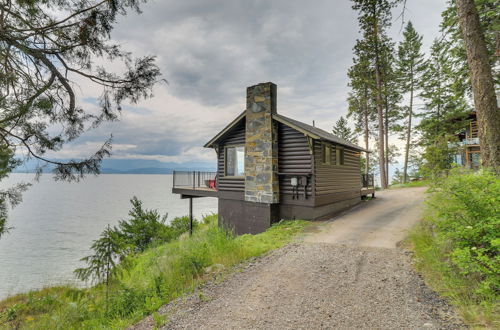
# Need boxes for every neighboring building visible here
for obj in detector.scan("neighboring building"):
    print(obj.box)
[452,112,481,170]
[173,82,374,235]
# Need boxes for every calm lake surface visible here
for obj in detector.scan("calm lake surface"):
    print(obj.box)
[0,174,217,299]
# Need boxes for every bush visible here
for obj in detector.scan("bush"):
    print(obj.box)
[410,169,499,326]
[169,216,198,238]
[116,197,171,252]
[425,169,499,297]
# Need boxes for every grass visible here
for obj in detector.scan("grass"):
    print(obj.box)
[0,215,309,329]
[408,224,498,328]
[390,179,429,188]
[407,170,499,329]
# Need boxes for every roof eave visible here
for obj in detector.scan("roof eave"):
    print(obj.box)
[203,111,246,148]
[272,115,321,140]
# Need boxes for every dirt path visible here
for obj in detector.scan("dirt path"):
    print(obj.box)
[135,187,465,329]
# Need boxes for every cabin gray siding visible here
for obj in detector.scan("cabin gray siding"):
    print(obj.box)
[277,123,313,198]
[217,121,245,193]
[313,140,361,205]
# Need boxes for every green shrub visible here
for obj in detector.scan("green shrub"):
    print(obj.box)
[116,197,171,252]
[169,216,198,238]
[410,169,499,327]
[425,169,499,297]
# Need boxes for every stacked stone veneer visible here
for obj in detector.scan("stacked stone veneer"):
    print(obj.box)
[244,82,280,204]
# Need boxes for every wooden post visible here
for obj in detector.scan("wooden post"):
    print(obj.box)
[465,148,470,169]
[189,197,193,236]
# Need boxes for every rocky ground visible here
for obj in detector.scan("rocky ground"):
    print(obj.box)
[132,188,466,330]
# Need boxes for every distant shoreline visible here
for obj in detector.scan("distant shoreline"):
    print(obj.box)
[12,168,216,175]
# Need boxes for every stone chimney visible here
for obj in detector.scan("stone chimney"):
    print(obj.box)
[244,82,279,204]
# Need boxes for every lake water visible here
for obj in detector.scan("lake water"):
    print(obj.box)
[0,174,218,299]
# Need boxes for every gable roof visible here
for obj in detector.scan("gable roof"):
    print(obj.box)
[204,112,368,152]
[203,111,246,148]
[273,114,367,151]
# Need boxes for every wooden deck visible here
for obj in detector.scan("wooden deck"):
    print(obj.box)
[360,187,375,197]
[172,187,218,199]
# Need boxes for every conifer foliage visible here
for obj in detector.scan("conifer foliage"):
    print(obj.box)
[396,21,425,183]
[75,197,193,312]
[0,0,161,233]
[332,116,358,143]
[349,0,400,187]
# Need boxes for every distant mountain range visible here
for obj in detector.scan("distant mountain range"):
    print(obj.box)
[12,158,216,174]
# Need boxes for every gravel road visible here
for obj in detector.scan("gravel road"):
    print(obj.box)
[133,187,465,330]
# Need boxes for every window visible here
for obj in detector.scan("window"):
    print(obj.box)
[336,147,345,166]
[322,143,331,165]
[225,146,245,176]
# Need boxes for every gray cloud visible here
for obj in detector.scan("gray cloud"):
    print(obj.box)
[50,0,447,167]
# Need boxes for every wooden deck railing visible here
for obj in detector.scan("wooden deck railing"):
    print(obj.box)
[361,174,374,188]
[173,171,217,190]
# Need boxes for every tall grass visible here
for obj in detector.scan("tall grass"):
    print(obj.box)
[408,169,499,328]
[0,215,308,329]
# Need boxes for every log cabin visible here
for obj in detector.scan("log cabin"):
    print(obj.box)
[173,82,374,235]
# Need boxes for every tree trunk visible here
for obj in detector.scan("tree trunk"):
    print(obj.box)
[374,24,387,188]
[364,90,370,175]
[456,0,500,171]
[384,93,389,186]
[403,76,414,183]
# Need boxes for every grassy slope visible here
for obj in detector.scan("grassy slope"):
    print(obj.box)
[409,224,498,328]
[407,171,499,329]
[0,216,309,329]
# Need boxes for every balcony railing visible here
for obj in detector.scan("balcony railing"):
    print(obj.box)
[361,174,374,188]
[173,171,218,190]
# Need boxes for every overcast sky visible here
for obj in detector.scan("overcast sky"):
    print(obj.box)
[50,0,448,168]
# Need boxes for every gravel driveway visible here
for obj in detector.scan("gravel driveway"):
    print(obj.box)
[134,187,465,330]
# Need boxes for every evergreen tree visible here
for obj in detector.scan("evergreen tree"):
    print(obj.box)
[347,39,376,175]
[75,225,130,312]
[332,116,358,143]
[351,0,400,189]
[0,0,161,234]
[455,0,500,171]
[116,197,171,253]
[391,168,405,184]
[379,36,402,185]
[417,39,469,146]
[396,21,426,183]
[440,0,498,94]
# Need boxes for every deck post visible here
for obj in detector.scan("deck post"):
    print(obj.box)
[189,197,193,236]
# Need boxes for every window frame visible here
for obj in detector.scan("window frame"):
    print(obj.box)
[335,146,345,166]
[224,145,245,178]
[321,142,332,165]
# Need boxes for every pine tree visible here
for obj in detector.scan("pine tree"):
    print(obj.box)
[75,225,130,313]
[0,0,161,235]
[351,0,400,189]
[440,0,498,94]
[396,21,426,183]
[348,39,376,175]
[332,116,358,143]
[418,39,469,146]
[379,36,402,186]
[455,0,500,171]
